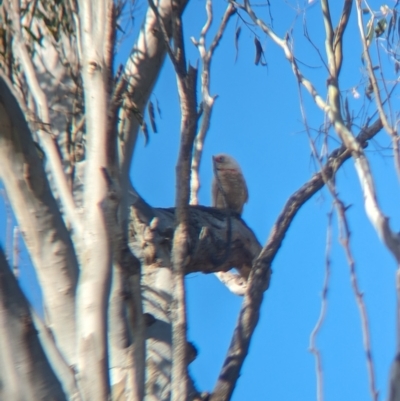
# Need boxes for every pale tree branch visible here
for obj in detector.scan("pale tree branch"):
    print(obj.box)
[241,0,400,264]
[148,0,180,71]
[210,121,383,400]
[108,264,144,401]
[31,311,84,401]
[6,0,82,237]
[355,0,395,134]
[332,0,352,75]
[355,0,400,180]
[335,196,378,401]
[321,0,336,77]
[312,122,379,400]
[69,0,83,61]
[129,197,262,400]
[102,172,145,401]
[0,246,68,401]
[320,0,347,119]
[117,0,189,187]
[242,4,400,400]
[389,267,400,401]
[189,1,240,297]
[321,0,400,264]
[237,0,331,114]
[76,0,115,399]
[150,0,200,398]
[171,32,198,401]
[114,0,190,258]
[388,352,400,401]
[189,1,235,205]
[0,74,79,366]
[309,210,333,401]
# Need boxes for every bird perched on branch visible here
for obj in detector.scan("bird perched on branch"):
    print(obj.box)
[212,153,248,215]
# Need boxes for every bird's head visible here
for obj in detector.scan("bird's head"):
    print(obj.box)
[212,154,242,172]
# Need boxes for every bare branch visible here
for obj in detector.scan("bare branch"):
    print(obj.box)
[31,311,84,401]
[6,0,82,237]
[321,0,336,78]
[0,74,79,366]
[168,15,199,401]
[129,202,261,282]
[190,1,235,205]
[388,352,400,401]
[241,0,400,265]
[148,0,180,70]
[75,0,116,399]
[211,121,383,401]
[0,246,68,401]
[309,210,333,401]
[129,199,262,400]
[333,0,353,75]
[335,198,378,401]
[116,0,189,211]
[238,0,331,114]
[146,1,201,398]
[355,0,400,180]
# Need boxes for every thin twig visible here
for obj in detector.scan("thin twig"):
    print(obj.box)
[190,1,234,205]
[210,120,383,401]
[241,0,400,263]
[355,0,400,180]
[309,209,333,401]
[335,198,379,401]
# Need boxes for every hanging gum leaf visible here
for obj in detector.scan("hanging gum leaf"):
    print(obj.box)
[148,101,157,133]
[254,37,262,66]
[155,97,162,118]
[234,26,241,62]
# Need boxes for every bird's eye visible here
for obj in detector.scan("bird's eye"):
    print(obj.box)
[217,156,224,163]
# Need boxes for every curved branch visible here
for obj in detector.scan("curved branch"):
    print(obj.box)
[7,0,82,236]
[210,120,383,401]
[117,0,189,185]
[129,198,262,400]
[0,75,79,366]
[0,247,68,401]
[190,2,235,205]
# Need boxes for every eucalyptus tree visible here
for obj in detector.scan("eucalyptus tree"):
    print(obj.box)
[0,0,400,401]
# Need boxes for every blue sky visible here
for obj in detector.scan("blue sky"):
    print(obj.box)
[128,1,399,399]
[1,0,400,400]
